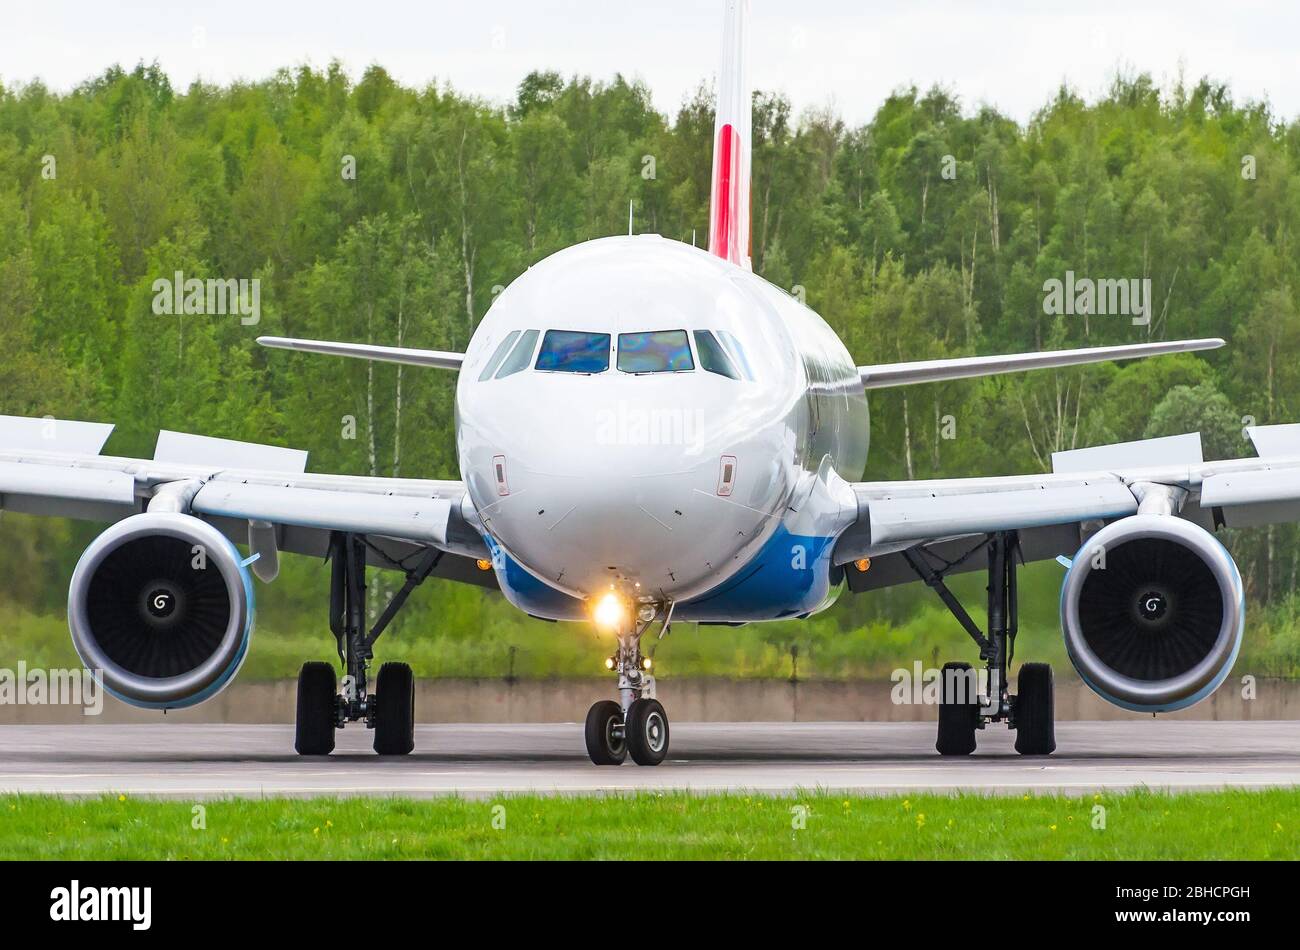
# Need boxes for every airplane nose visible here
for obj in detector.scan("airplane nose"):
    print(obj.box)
[473,389,760,600]
[495,451,702,595]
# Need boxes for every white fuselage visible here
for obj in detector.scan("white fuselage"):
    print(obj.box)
[456,235,867,622]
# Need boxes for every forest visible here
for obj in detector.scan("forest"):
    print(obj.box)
[2,61,1299,679]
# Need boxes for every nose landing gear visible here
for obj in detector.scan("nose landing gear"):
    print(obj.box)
[584,603,671,766]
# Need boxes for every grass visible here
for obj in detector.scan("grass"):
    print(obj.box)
[2,788,1298,859]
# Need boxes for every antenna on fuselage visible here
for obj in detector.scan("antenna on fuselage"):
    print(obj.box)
[628,199,634,236]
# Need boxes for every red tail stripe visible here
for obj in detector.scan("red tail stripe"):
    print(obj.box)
[709,123,742,264]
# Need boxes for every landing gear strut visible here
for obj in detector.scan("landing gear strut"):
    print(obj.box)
[905,531,1055,756]
[584,605,671,766]
[293,532,439,756]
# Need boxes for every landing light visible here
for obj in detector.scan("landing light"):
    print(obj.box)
[854,558,872,573]
[592,592,627,632]
[642,657,653,671]
[475,558,493,572]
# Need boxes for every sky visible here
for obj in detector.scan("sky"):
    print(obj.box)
[4,1,1299,126]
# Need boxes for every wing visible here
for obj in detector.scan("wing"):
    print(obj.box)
[0,414,494,590]
[257,336,465,371]
[857,338,1223,389]
[833,426,1300,592]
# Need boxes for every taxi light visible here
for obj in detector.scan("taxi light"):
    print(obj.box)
[475,558,493,572]
[854,558,871,573]
[641,657,653,671]
[604,656,616,671]
[592,592,626,632]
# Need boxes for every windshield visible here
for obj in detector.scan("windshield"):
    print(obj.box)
[535,330,611,373]
[717,329,754,380]
[617,330,694,373]
[479,330,521,381]
[495,328,540,379]
[694,330,740,379]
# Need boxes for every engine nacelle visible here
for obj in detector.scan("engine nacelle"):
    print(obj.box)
[1060,515,1243,713]
[68,513,255,709]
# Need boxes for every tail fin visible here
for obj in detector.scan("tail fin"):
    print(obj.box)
[708,0,752,270]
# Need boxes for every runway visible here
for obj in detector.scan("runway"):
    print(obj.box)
[0,721,1297,797]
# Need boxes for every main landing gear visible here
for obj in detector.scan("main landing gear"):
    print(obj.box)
[904,530,1056,757]
[584,605,671,766]
[295,532,441,756]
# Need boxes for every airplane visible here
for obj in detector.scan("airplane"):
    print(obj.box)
[2,0,1297,765]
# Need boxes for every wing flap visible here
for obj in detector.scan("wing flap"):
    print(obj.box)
[0,414,115,454]
[1052,432,1203,473]
[1247,424,1300,458]
[154,430,308,473]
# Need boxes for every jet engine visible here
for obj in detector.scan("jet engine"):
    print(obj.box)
[1060,514,1243,712]
[67,513,254,709]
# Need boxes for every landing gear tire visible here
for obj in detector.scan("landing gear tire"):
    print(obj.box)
[585,700,627,765]
[936,661,979,756]
[373,661,415,756]
[626,698,670,766]
[295,661,337,756]
[1014,662,1056,756]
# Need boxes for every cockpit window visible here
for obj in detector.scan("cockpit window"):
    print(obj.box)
[478,330,521,381]
[495,328,540,379]
[717,330,754,380]
[693,330,740,380]
[535,330,611,374]
[617,330,694,374]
